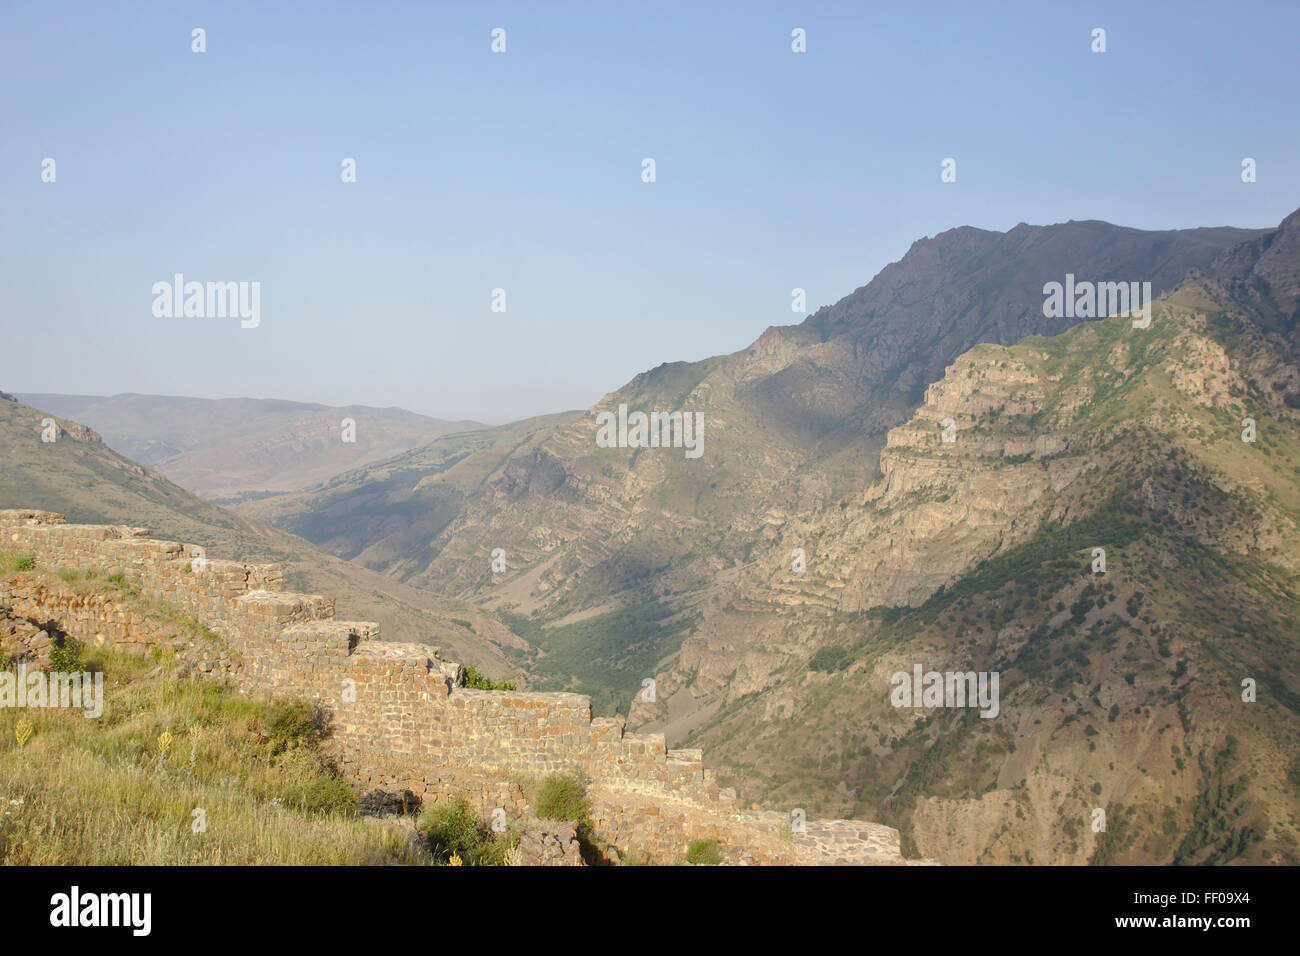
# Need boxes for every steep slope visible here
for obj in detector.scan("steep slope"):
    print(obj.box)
[1210,205,1300,338]
[0,394,523,677]
[633,258,1300,864]
[238,409,586,567]
[17,393,482,502]
[243,218,1264,711]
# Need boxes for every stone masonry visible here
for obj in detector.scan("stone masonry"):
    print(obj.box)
[0,509,918,865]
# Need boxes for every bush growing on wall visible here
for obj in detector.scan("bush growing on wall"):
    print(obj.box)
[461,664,517,691]
[686,839,723,865]
[536,773,591,822]
[420,797,514,865]
[536,772,610,864]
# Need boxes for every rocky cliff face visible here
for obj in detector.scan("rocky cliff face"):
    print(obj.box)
[1210,206,1300,339]
[632,257,1300,864]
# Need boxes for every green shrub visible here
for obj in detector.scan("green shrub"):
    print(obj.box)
[461,664,517,691]
[536,773,590,822]
[250,702,354,816]
[535,773,607,864]
[148,645,177,667]
[419,797,512,865]
[47,635,82,673]
[808,645,851,672]
[1,553,36,573]
[686,839,723,865]
[279,757,357,816]
[262,700,319,756]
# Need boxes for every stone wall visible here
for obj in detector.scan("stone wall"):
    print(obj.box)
[0,509,911,865]
[1,575,181,657]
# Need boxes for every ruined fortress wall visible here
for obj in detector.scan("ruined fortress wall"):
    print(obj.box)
[0,510,309,646]
[0,574,182,654]
[0,510,772,862]
[277,635,713,791]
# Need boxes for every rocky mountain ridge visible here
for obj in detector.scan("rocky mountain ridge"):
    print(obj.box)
[237,217,1267,711]
[629,249,1300,863]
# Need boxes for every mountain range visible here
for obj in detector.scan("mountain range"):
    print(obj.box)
[234,216,1271,714]
[5,207,1296,864]
[16,393,482,503]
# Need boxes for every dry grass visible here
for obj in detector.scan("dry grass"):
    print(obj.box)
[0,648,428,864]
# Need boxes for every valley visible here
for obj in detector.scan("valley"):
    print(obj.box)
[6,209,1296,866]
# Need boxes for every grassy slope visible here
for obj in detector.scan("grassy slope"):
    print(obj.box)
[0,567,562,866]
[0,644,425,865]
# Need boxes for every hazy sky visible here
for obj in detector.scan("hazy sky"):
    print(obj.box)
[2,1,1297,424]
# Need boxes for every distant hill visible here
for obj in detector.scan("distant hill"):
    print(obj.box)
[0,393,524,679]
[238,217,1266,712]
[15,393,483,502]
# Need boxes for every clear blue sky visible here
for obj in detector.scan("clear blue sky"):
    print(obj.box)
[2,0,1297,424]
